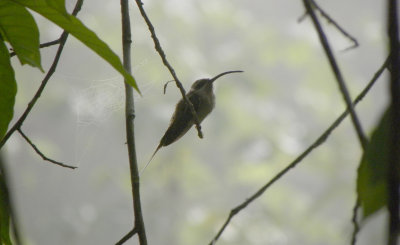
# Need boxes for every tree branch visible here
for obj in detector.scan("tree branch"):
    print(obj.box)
[115,227,138,245]
[0,0,84,150]
[302,0,368,150]
[17,129,76,169]
[118,0,147,244]
[10,38,62,57]
[209,57,388,245]
[387,0,400,244]
[132,0,204,139]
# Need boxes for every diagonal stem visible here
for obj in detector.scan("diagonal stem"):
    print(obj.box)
[302,0,368,150]
[17,129,76,169]
[349,55,391,245]
[10,38,62,57]
[209,57,388,245]
[310,0,358,51]
[115,227,138,245]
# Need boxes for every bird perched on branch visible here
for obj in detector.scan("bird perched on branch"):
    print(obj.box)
[141,70,243,173]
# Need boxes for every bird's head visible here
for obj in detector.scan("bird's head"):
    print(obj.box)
[190,70,243,93]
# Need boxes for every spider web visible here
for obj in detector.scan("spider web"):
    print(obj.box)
[73,77,125,126]
[65,70,156,165]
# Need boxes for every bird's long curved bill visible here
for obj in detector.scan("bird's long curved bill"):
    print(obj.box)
[210,70,243,83]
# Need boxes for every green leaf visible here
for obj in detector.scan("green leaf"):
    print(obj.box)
[357,108,390,219]
[12,0,140,93]
[0,173,11,245]
[0,41,17,141]
[45,0,68,17]
[0,0,42,70]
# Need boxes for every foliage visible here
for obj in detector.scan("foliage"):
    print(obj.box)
[0,0,139,141]
[357,108,390,219]
[0,42,17,148]
[0,0,396,244]
[0,0,139,243]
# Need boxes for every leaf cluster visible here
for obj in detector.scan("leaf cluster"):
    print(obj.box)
[0,0,139,243]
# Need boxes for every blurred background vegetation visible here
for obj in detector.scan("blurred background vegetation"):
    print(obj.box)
[3,0,389,244]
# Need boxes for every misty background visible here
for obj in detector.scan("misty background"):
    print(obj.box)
[3,0,390,244]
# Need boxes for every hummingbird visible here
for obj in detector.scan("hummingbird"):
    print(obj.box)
[141,70,243,173]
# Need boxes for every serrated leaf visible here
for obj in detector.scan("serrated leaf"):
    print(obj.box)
[357,108,390,219]
[12,0,140,93]
[0,41,17,141]
[0,1,42,70]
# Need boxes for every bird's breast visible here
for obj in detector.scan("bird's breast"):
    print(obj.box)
[195,93,215,122]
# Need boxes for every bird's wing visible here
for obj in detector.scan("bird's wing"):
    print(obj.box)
[160,93,201,146]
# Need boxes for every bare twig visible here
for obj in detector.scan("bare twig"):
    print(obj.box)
[350,198,360,245]
[0,0,84,150]
[163,80,175,94]
[387,0,400,244]
[118,0,147,244]
[302,0,368,150]
[115,227,138,245]
[10,38,62,57]
[311,0,358,51]
[209,57,388,245]
[133,0,204,139]
[17,129,76,169]
[298,0,359,51]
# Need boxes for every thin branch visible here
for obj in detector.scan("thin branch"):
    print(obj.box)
[39,39,62,49]
[10,38,62,57]
[302,0,368,150]
[118,0,147,244]
[115,227,138,245]
[349,55,390,245]
[350,198,360,245]
[0,0,84,150]
[387,0,400,244]
[298,0,359,51]
[17,129,76,169]
[209,57,388,245]
[313,0,358,50]
[163,80,175,94]
[301,3,368,241]
[132,0,204,139]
